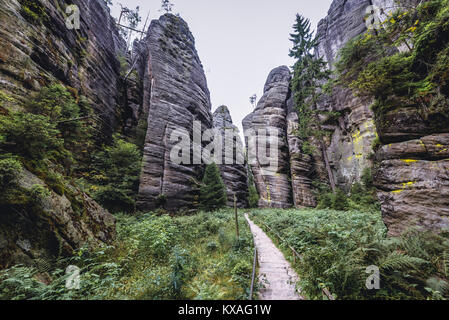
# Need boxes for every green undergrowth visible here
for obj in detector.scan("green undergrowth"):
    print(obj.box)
[0,209,255,300]
[315,168,380,212]
[249,208,449,300]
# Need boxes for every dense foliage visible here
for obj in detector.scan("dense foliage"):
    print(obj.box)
[0,209,254,300]
[250,208,449,300]
[0,84,142,213]
[87,135,142,213]
[316,168,379,211]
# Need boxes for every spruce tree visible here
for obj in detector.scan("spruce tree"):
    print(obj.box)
[289,14,336,192]
[200,163,227,211]
[247,166,259,208]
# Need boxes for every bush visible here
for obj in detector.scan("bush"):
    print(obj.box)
[29,184,51,205]
[332,188,349,211]
[247,168,259,208]
[0,112,63,159]
[0,157,22,189]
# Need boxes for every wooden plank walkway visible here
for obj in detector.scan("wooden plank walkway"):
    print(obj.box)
[245,214,304,300]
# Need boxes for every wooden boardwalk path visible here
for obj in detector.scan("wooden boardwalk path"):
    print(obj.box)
[245,214,304,300]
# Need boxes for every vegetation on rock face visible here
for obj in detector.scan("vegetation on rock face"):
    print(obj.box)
[0,209,254,300]
[250,208,449,300]
[19,0,48,25]
[336,0,449,122]
[316,167,379,211]
[289,14,336,192]
[199,163,227,211]
[0,83,142,214]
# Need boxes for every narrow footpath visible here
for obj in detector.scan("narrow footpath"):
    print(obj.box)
[245,214,304,300]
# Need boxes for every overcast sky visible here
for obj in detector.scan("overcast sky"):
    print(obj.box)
[109,0,334,135]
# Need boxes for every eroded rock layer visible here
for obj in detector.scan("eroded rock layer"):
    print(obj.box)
[212,106,248,208]
[137,14,213,212]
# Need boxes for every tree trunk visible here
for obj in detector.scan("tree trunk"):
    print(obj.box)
[319,138,336,193]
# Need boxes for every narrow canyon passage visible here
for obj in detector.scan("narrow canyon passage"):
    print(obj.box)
[245,214,304,300]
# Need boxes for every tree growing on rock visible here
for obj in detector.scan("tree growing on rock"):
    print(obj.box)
[161,0,174,13]
[289,14,336,192]
[199,163,227,211]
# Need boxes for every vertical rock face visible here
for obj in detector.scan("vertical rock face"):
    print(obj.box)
[0,0,126,136]
[137,14,213,212]
[243,66,293,208]
[316,0,449,235]
[0,0,119,266]
[212,106,248,208]
[375,134,449,236]
[316,0,381,189]
[286,97,317,207]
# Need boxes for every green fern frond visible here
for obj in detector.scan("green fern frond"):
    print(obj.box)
[379,251,428,272]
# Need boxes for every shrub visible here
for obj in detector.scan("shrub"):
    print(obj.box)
[0,157,22,189]
[361,167,374,189]
[332,188,349,211]
[247,168,259,208]
[0,112,63,159]
[29,184,51,205]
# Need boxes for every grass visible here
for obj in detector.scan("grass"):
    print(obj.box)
[249,208,449,300]
[0,209,255,300]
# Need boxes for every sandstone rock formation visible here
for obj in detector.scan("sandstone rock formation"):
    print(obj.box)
[212,105,248,208]
[316,0,449,235]
[0,0,126,137]
[243,66,293,208]
[136,14,213,212]
[0,170,116,269]
[315,0,381,188]
[286,97,318,207]
[0,0,121,267]
[374,108,449,236]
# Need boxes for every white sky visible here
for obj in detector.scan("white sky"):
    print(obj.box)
[109,0,334,135]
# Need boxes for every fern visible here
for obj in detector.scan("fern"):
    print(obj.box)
[379,251,428,272]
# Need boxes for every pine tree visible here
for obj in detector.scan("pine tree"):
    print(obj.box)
[290,14,336,192]
[200,163,227,211]
[161,0,174,13]
[247,166,259,208]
